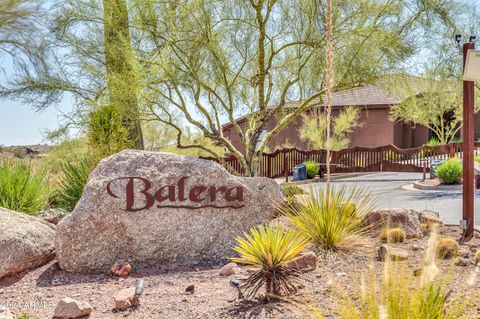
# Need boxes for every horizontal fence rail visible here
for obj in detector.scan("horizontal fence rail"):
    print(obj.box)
[200,142,480,178]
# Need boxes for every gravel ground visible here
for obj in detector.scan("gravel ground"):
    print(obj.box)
[1,225,480,319]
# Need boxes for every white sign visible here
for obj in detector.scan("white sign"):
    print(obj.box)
[464,49,480,81]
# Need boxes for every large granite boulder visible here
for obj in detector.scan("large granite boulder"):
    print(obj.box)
[0,207,55,279]
[363,208,424,238]
[55,151,282,273]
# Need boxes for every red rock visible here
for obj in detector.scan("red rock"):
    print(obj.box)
[287,251,317,271]
[113,287,137,311]
[111,262,132,277]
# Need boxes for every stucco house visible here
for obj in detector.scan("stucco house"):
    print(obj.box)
[222,84,435,154]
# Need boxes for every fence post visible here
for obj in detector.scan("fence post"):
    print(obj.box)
[284,152,289,183]
[267,154,272,178]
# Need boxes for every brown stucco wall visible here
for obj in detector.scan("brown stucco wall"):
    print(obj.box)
[222,104,429,154]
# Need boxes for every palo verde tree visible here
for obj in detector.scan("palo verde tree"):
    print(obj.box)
[389,76,480,145]
[133,0,447,176]
[0,0,144,152]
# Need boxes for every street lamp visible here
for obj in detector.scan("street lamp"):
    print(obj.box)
[457,34,477,240]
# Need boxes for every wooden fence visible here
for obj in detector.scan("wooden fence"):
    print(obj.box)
[201,142,480,178]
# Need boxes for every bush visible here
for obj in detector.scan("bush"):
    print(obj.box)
[475,250,480,265]
[87,105,131,159]
[0,160,48,214]
[281,183,306,198]
[435,157,462,184]
[281,186,375,251]
[436,237,459,259]
[230,225,308,299]
[53,158,94,211]
[426,138,442,147]
[303,160,319,179]
[379,227,406,243]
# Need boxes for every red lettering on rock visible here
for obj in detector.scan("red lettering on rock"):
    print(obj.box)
[189,186,207,202]
[106,177,155,212]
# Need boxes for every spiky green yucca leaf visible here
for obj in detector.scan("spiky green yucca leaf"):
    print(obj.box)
[230,225,308,270]
[54,158,93,211]
[0,160,48,214]
[281,186,375,251]
[230,225,308,298]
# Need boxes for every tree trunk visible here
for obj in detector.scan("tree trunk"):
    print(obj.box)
[324,0,334,194]
[103,0,144,150]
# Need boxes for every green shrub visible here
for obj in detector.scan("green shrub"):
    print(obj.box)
[426,138,442,147]
[281,183,307,198]
[435,157,462,184]
[281,186,375,251]
[304,160,319,179]
[475,156,480,164]
[13,148,26,159]
[87,105,131,159]
[0,160,48,214]
[53,158,94,211]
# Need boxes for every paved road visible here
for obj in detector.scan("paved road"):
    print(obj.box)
[302,172,480,226]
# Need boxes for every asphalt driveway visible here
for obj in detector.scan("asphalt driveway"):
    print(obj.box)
[302,172,480,226]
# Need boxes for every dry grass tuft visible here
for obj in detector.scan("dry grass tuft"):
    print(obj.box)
[379,227,406,243]
[436,237,459,260]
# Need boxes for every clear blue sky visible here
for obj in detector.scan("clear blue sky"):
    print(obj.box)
[0,54,74,146]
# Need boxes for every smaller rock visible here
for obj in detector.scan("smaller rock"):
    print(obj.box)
[335,272,348,277]
[454,257,473,267]
[418,210,443,225]
[413,268,422,277]
[287,251,317,271]
[53,297,92,319]
[0,306,13,319]
[113,287,137,311]
[185,285,195,294]
[378,245,408,261]
[230,278,241,287]
[410,244,424,251]
[219,262,238,276]
[111,262,132,277]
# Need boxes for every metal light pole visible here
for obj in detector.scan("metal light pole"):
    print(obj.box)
[458,35,476,240]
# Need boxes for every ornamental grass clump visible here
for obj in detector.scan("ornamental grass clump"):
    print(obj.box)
[281,186,375,251]
[379,227,406,243]
[230,225,308,299]
[436,237,459,259]
[329,227,474,319]
[436,158,462,185]
[0,160,49,215]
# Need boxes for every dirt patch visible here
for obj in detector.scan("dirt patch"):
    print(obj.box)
[1,225,480,319]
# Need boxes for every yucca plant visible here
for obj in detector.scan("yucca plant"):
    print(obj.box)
[230,225,308,299]
[53,158,94,211]
[0,160,48,214]
[281,186,375,251]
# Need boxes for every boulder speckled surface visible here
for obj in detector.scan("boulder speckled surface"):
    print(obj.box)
[0,207,55,279]
[55,151,282,273]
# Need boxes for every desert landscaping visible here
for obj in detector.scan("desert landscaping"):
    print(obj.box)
[3,0,480,318]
